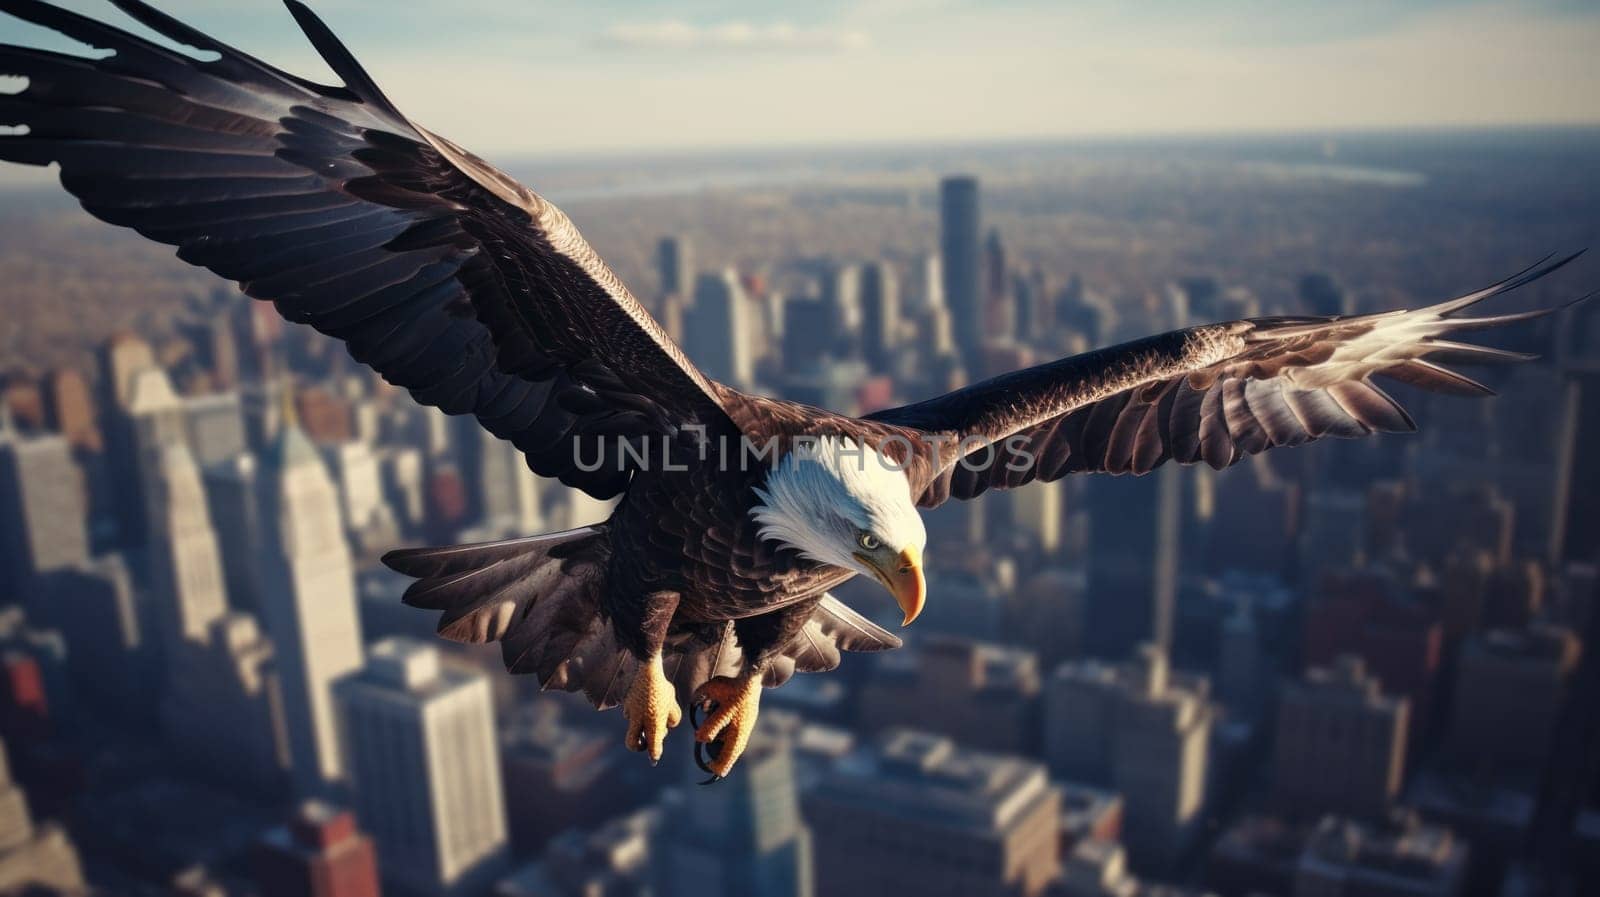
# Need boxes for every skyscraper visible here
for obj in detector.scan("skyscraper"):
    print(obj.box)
[1272,655,1408,821]
[859,260,900,373]
[124,365,190,555]
[42,554,150,712]
[145,442,229,659]
[43,367,100,453]
[203,452,264,613]
[820,262,862,352]
[184,391,246,468]
[656,235,694,300]
[336,638,508,897]
[656,721,813,897]
[452,418,540,535]
[0,428,88,588]
[686,269,754,387]
[982,227,1011,339]
[940,175,982,375]
[804,730,1061,897]
[1044,645,1212,872]
[1552,363,1600,564]
[161,611,292,795]
[1085,466,1181,656]
[256,415,364,795]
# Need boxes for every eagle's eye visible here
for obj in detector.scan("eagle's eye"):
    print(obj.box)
[857,532,881,551]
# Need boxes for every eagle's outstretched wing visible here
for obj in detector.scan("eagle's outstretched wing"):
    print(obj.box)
[0,0,731,497]
[868,255,1589,506]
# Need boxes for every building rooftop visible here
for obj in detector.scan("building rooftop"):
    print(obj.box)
[1300,812,1468,890]
[340,637,482,702]
[812,729,1054,834]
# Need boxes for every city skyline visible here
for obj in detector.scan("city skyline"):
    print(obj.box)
[0,4,1597,890]
[0,155,1594,895]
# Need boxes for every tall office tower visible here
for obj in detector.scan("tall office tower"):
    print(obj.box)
[43,367,101,452]
[203,453,263,613]
[252,800,381,897]
[184,391,246,467]
[858,260,900,372]
[199,293,243,389]
[42,555,150,711]
[781,296,832,364]
[656,722,812,897]
[98,331,158,542]
[161,611,292,795]
[1013,269,1051,341]
[145,442,229,660]
[761,288,787,345]
[686,269,754,387]
[452,419,540,534]
[982,228,1012,339]
[99,331,158,413]
[1008,477,1063,554]
[124,365,190,555]
[379,447,426,535]
[256,416,365,795]
[1044,645,1212,873]
[857,636,1040,753]
[320,438,388,537]
[240,377,288,452]
[1552,363,1600,564]
[0,738,87,894]
[915,251,945,313]
[805,731,1060,897]
[1272,656,1408,821]
[656,235,694,300]
[1217,598,1266,723]
[1449,625,1579,780]
[336,639,508,897]
[234,298,286,382]
[0,429,89,587]
[1085,466,1180,657]
[940,175,983,375]
[820,262,862,348]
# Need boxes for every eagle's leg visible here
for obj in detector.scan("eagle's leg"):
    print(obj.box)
[691,667,763,782]
[621,591,682,764]
[690,606,807,781]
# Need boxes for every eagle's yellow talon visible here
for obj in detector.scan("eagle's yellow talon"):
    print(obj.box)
[623,653,680,764]
[691,673,762,777]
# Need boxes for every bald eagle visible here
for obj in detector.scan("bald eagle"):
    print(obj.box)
[1,0,1586,780]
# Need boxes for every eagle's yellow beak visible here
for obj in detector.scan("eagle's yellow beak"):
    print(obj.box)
[858,545,925,627]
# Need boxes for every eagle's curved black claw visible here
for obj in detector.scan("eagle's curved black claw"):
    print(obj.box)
[694,729,726,784]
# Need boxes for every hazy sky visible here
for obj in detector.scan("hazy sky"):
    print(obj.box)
[3,0,1598,155]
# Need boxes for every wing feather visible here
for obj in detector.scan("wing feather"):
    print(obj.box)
[869,259,1586,505]
[0,0,738,497]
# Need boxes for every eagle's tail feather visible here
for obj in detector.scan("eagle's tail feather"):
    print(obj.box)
[383,526,623,703]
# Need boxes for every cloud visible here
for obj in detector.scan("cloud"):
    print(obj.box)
[595,21,870,54]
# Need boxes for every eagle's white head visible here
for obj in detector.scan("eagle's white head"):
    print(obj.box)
[751,435,927,626]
